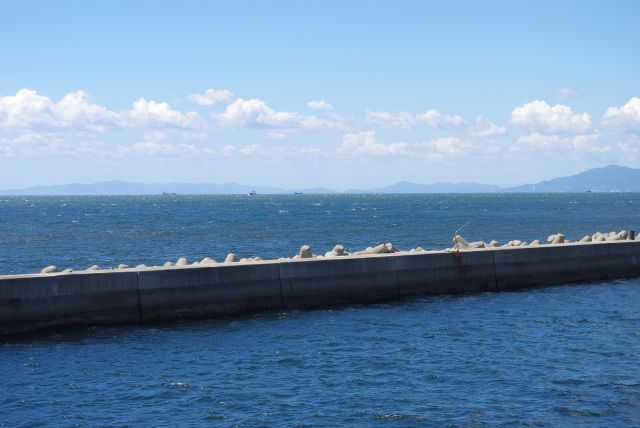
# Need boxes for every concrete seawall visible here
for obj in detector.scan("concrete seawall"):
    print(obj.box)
[2,241,640,336]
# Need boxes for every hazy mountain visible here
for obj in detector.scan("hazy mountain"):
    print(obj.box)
[0,180,287,195]
[346,181,502,194]
[2,165,639,195]
[505,165,640,193]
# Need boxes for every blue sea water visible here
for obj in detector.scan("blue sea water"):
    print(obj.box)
[1,194,640,426]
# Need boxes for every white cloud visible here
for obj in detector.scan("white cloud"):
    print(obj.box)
[214,98,342,131]
[142,131,168,143]
[416,137,472,158]
[129,98,198,128]
[1,131,108,158]
[365,108,466,129]
[415,109,466,128]
[617,136,640,161]
[468,116,506,137]
[554,88,579,100]
[602,97,640,132]
[365,111,415,129]
[306,100,334,111]
[129,141,205,158]
[511,100,591,134]
[515,132,604,152]
[0,89,121,132]
[265,131,287,139]
[342,131,409,156]
[341,132,476,159]
[188,88,234,106]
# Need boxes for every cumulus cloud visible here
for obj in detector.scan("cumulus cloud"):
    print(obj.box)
[0,89,203,133]
[129,98,198,128]
[415,109,466,128]
[365,111,415,129]
[416,137,473,158]
[341,132,477,159]
[365,108,466,129]
[214,98,342,131]
[306,100,334,111]
[188,88,234,106]
[602,97,640,132]
[0,89,121,132]
[468,116,507,137]
[342,131,409,156]
[129,141,206,158]
[515,132,604,153]
[511,100,592,134]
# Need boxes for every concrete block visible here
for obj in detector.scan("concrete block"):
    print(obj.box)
[0,271,139,336]
[577,241,640,281]
[138,264,282,321]
[493,244,581,289]
[395,250,496,296]
[280,256,398,308]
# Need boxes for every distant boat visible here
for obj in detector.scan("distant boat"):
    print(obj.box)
[586,189,592,193]
[293,192,303,195]
[162,192,177,196]
[248,190,257,196]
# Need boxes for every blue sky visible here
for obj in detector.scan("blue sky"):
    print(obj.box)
[1,0,639,189]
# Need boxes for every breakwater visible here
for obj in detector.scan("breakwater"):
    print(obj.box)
[2,239,640,336]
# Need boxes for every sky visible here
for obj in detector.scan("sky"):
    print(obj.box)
[1,0,639,190]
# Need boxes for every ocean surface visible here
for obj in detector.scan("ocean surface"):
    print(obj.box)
[1,193,640,426]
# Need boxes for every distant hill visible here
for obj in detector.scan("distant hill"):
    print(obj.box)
[505,165,640,193]
[2,165,639,195]
[0,180,287,196]
[346,181,502,194]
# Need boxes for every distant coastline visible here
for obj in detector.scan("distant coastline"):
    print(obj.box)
[2,165,640,195]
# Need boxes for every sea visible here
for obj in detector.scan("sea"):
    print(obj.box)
[1,193,639,426]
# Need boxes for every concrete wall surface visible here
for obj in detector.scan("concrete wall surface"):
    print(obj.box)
[1,241,639,336]
[137,263,282,321]
[0,271,139,336]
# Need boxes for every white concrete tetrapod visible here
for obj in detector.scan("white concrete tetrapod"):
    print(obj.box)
[163,261,175,267]
[332,244,346,256]
[299,245,313,259]
[453,235,470,249]
[365,244,388,254]
[224,253,238,263]
[176,257,189,266]
[117,264,129,269]
[41,265,58,274]
[548,234,565,244]
[579,235,592,243]
[86,265,101,271]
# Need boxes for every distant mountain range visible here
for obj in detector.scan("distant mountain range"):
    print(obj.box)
[2,165,639,195]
